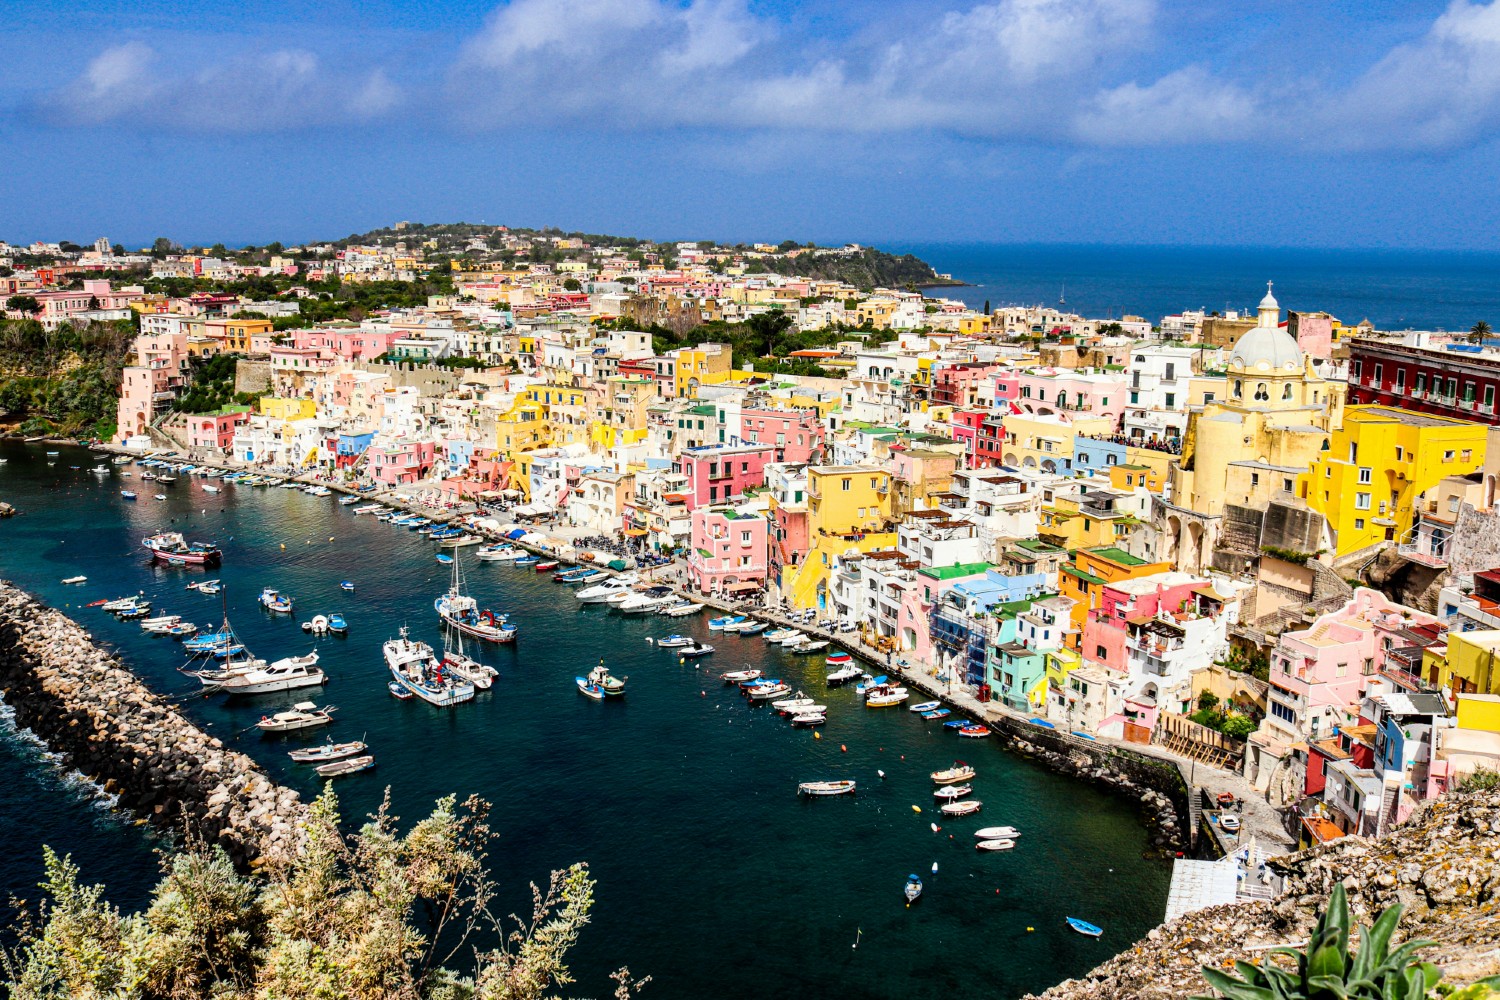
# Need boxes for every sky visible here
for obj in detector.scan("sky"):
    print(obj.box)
[3,0,1500,250]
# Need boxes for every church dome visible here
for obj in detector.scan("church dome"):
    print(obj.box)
[1230,325,1303,372]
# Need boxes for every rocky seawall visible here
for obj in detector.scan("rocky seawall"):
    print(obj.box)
[0,582,305,869]
[1026,787,1500,999]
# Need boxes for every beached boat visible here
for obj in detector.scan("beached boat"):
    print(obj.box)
[142,531,221,566]
[255,701,335,733]
[798,780,856,797]
[909,700,942,713]
[289,740,367,763]
[904,875,923,904]
[258,587,294,613]
[315,755,375,778]
[385,626,475,707]
[1066,917,1103,938]
[976,839,1016,852]
[931,763,976,785]
[933,784,973,800]
[957,725,992,739]
[940,800,982,817]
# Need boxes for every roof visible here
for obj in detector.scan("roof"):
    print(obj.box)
[919,562,994,581]
[1015,538,1064,553]
[1087,546,1147,566]
[1062,564,1107,586]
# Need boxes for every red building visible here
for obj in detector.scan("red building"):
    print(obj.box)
[736,407,825,463]
[1348,339,1500,422]
[973,414,1007,467]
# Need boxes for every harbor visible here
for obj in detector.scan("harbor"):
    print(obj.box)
[0,441,1170,999]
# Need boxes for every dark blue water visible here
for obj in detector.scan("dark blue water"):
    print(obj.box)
[894,242,1500,333]
[0,443,1168,998]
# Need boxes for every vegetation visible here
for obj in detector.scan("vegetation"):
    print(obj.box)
[743,247,955,292]
[1458,766,1500,793]
[1261,545,1326,567]
[1470,321,1491,345]
[1,789,643,1000]
[1188,693,1258,740]
[1218,646,1271,683]
[1194,883,1498,1000]
[173,353,255,415]
[0,318,138,439]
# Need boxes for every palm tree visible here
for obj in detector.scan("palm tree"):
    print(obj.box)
[1471,321,1492,344]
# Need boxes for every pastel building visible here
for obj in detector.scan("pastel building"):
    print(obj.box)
[687,503,769,597]
[369,441,437,486]
[673,443,775,507]
[735,406,825,463]
[185,406,252,453]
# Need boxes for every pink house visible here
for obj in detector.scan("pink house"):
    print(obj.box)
[930,361,999,408]
[369,441,437,486]
[12,279,142,329]
[1013,369,1127,428]
[737,407,825,463]
[673,443,775,507]
[186,407,252,453]
[686,505,768,597]
[291,328,402,360]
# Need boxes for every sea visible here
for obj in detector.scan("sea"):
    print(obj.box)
[0,442,1169,1000]
[890,243,1500,333]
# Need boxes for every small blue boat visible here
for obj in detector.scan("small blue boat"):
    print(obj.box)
[436,554,454,564]
[340,581,355,592]
[708,614,745,631]
[388,681,414,700]
[943,720,968,729]
[923,708,952,720]
[904,874,923,904]
[120,490,137,500]
[1066,917,1103,938]
[576,676,605,700]
[513,556,539,566]
[328,614,348,634]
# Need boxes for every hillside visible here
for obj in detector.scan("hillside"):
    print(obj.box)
[1027,788,1500,999]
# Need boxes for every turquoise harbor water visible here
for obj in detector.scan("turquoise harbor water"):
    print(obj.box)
[0,443,1168,998]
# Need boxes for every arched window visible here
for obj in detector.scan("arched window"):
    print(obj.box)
[1255,383,1269,401]
[1233,379,1242,397]
[1282,383,1293,400]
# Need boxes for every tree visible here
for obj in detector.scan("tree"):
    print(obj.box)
[1220,715,1257,740]
[983,299,991,314]
[1471,321,1491,344]
[563,278,582,291]
[151,237,180,256]
[6,296,41,316]
[746,310,794,358]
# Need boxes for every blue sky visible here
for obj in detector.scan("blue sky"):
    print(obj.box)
[3,0,1500,249]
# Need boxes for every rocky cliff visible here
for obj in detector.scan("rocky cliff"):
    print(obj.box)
[1027,788,1500,998]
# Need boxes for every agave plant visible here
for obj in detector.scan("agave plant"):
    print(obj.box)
[1195,883,1499,1000]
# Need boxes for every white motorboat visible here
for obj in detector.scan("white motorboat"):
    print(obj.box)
[255,701,335,733]
[101,594,148,612]
[866,690,909,708]
[976,839,1016,852]
[940,800,982,817]
[909,700,942,713]
[615,593,673,614]
[974,826,1022,839]
[797,780,856,796]
[747,683,792,701]
[721,669,762,683]
[932,764,977,785]
[826,664,863,685]
[789,640,829,654]
[790,712,827,727]
[763,628,795,642]
[60,575,87,585]
[289,740,367,763]
[384,626,475,707]
[301,615,330,635]
[440,618,498,691]
[211,652,324,695]
[577,581,632,603]
[653,634,696,648]
[772,695,815,711]
[933,784,973,800]
[661,602,705,617]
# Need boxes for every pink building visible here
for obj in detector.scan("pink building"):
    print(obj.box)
[686,505,768,597]
[673,443,775,507]
[737,407,825,463]
[991,371,1021,409]
[186,407,252,453]
[930,361,999,408]
[1263,589,1438,745]
[291,328,403,360]
[369,441,437,486]
[1013,369,1127,428]
[11,279,142,329]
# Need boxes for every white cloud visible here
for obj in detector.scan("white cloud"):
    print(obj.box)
[1074,67,1259,146]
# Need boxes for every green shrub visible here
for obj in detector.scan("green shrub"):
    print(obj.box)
[1459,766,1500,792]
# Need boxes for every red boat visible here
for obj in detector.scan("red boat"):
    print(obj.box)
[141,531,221,566]
[535,561,559,571]
[957,725,992,739]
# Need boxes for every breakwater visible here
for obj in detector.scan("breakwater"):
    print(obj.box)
[0,582,305,868]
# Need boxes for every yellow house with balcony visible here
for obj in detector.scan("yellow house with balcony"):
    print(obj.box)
[259,396,316,421]
[1299,405,1487,558]
[589,376,654,452]
[673,344,733,398]
[779,465,897,609]
[1003,411,1113,474]
[1435,630,1500,698]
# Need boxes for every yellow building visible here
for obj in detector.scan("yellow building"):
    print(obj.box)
[1003,411,1113,474]
[1456,693,1500,732]
[1300,405,1487,558]
[589,376,654,452]
[205,317,273,354]
[1040,487,1137,550]
[673,343,733,398]
[1109,463,1163,493]
[1057,546,1172,650]
[780,465,896,609]
[1437,631,1500,698]
[259,396,316,421]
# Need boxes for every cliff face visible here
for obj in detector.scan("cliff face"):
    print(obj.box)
[1029,788,1500,999]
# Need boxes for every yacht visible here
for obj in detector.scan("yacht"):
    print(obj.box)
[384,626,475,707]
[211,652,324,695]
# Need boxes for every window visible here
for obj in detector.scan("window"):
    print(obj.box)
[1233,379,1242,397]
[1251,472,1260,488]
[1355,492,1371,509]
[1165,393,1176,407]
[1095,645,1107,658]
[1284,477,1294,491]
[1395,446,1405,462]
[1271,701,1296,723]
[1463,449,1474,462]
[1358,467,1372,484]
[1449,496,1461,513]
[1363,657,1375,675]
[871,478,879,489]
[1282,383,1293,400]
[1336,662,1347,678]
[1488,386,1496,409]
[1415,375,1426,396]
[842,478,851,491]
[1204,392,1215,403]
[1130,391,1139,404]
[1354,517,1365,529]
[1396,369,1406,390]
[1443,450,1455,463]
[1255,383,1269,401]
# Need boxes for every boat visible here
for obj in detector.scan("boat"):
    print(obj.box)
[577,580,632,603]
[44,450,58,457]
[339,495,359,505]
[327,614,348,635]
[958,726,992,739]
[798,780,855,796]
[790,640,830,654]
[90,465,109,475]
[585,659,626,696]
[120,490,137,500]
[1220,814,1241,834]
[826,651,853,665]
[921,708,952,720]
[933,784,972,800]
[866,690,909,708]
[675,641,715,659]
[747,683,792,701]
[435,554,518,643]
[554,567,592,582]
[439,623,499,691]
[435,554,453,565]
[772,694,816,711]
[940,800,982,817]
[1066,917,1103,938]
[202,485,220,494]
[736,621,769,635]
[721,669,762,683]
[721,618,759,633]
[534,560,559,571]
[255,701,335,733]
[477,544,523,562]
[60,575,87,585]
[117,606,151,620]
[289,740,367,763]
[773,630,806,646]
[615,593,673,614]
[157,475,176,483]
[198,581,222,595]
[654,634,696,648]
[166,621,198,638]
[976,839,1016,852]
[909,701,942,714]
[763,628,794,642]
[301,615,330,635]
[384,626,476,707]
[353,503,384,514]
[513,555,539,566]
[943,720,969,729]
[931,764,976,785]
[904,875,923,904]
[576,675,606,700]
[740,676,779,690]
[315,755,375,778]
[388,681,414,700]
[439,534,483,548]
[210,653,325,695]
[662,602,705,617]
[707,614,745,631]
[340,581,355,592]
[826,664,863,686]
[974,827,1022,839]
[142,531,222,566]
[258,587,294,613]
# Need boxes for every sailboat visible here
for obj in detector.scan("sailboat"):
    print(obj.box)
[434,550,518,643]
[185,608,323,694]
[439,612,499,691]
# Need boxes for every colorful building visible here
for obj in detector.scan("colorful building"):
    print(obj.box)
[687,504,769,597]
[1057,546,1171,649]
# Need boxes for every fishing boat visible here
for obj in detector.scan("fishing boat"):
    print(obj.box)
[909,701,942,714]
[720,669,762,683]
[255,702,335,733]
[866,689,909,708]
[435,553,453,565]
[315,755,376,778]
[676,641,715,658]
[289,740,367,763]
[747,683,792,701]
[576,675,606,700]
[958,725,992,739]
[933,784,973,800]
[976,839,1016,852]
[327,613,348,635]
[60,575,87,585]
[826,664,863,686]
[585,659,626,696]
[661,602,704,617]
[921,708,952,720]
[797,780,856,796]
[117,606,151,620]
[258,587,294,613]
[772,694,816,711]
[477,544,523,562]
[554,567,592,582]
[142,531,221,566]
[826,651,853,665]
[740,676,779,691]
[1066,917,1103,938]
[534,560,559,571]
[210,653,325,695]
[120,490,137,500]
[940,800,982,817]
[904,875,923,904]
[435,553,518,643]
[513,555,539,566]
[438,616,498,691]
[943,719,969,729]
[384,627,475,707]
[974,826,1022,839]
[736,621,769,636]
[932,763,976,785]
[707,614,745,631]
[165,621,198,638]
[340,581,355,592]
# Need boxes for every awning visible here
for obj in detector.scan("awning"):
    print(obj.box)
[723,580,761,593]
[623,528,648,537]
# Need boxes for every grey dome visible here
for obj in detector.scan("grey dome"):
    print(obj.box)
[1230,325,1303,372]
